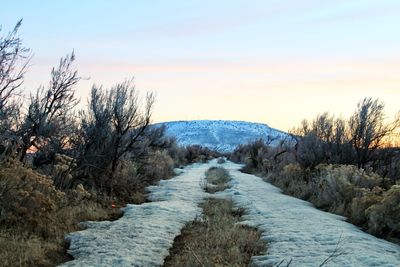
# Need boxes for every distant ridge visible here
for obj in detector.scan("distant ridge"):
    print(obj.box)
[154,120,289,153]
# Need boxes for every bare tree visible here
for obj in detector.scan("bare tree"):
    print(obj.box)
[332,117,354,164]
[76,79,155,193]
[0,20,30,160]
[291,113,335,168]
[19,52,80,162]
[0,19,30,109]
[349,98,399,168]
[109,80,155,173]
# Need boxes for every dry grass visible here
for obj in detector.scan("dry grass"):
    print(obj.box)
[217,157,226,164]
[204,166,230,193]
[164,198,265,267]
[164,166,265,267]
[0,200,122,267]
[0,231,60,267]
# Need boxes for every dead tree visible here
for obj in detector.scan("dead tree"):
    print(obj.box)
[0,19,30,160]
[77,79,155,193]
[19,52,80,162]
[0,19,30,110]
[349,98,400,168]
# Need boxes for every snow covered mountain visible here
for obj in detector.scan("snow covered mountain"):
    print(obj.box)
[154,120,290,153]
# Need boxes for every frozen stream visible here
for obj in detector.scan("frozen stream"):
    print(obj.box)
[61,160,400,267]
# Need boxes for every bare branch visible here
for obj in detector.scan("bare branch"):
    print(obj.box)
[0,19,31,109]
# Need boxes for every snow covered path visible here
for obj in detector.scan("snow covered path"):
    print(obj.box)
[61,160,400,267]
[220,161,400,267]
[61,162,215,267]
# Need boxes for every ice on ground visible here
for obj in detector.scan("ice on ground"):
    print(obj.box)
[221,161,400,267]
[60,162,215,267]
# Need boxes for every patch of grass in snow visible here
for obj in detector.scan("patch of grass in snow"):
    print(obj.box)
[217,157,226,164]
[164,198,265,267]
[164,167,265,267]
[204,166,230,193]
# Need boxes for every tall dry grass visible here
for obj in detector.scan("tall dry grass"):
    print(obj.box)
[0,200,122,267]
[164,166,265,267]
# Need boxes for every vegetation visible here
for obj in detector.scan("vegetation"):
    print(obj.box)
[3,17,398,265]
[230,98,400,243]
[204,166,230,193]
[164,199,265,267]
[165,167,265,267]
[0,21,219,266]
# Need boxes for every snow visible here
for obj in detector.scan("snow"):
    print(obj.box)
[154,120,290,152]
[220,161,400,267]
[61,160,400,267]
[60,162,216,267]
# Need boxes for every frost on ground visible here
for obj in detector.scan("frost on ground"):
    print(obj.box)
[61,162,215,267]
[220,161,400,267]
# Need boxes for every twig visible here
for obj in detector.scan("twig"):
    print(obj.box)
[275,258,292,267]
[185,245,205,267]
[319,233,345,267]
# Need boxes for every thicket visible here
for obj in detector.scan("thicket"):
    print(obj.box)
[0,20,218,266]
[230,98,400,243]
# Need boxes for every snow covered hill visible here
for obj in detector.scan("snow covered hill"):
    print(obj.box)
[154,120,290,153]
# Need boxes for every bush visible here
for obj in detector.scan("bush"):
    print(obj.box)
[142,150,175,181]
[37,153,77,191]
[273,163,311,199]
[349,187,383,225]
[309,164,381,214]
[233,138,296,177]
[366,185,400,238]
[296,133,325,169]
[184,145,219,163]
[0,161,64,236]
[0,196,121,267]
[263,161,400,242]
[166,141,187,167]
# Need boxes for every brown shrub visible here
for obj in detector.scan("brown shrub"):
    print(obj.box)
[52,153,76,190]
[0,161,64,235]
[65,184,92,206]
[366,185,400,238]
[184,145,219,163]
[143,150,174,181]
[348,187,384,225]
[309,164,382,214]
[107,150,175,204]
[0,199,121,267]
[270,163,311,200]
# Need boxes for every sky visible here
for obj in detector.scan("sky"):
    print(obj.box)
[1,0,400,131]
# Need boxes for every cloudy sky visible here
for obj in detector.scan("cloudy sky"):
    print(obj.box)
[2,0,400,131]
